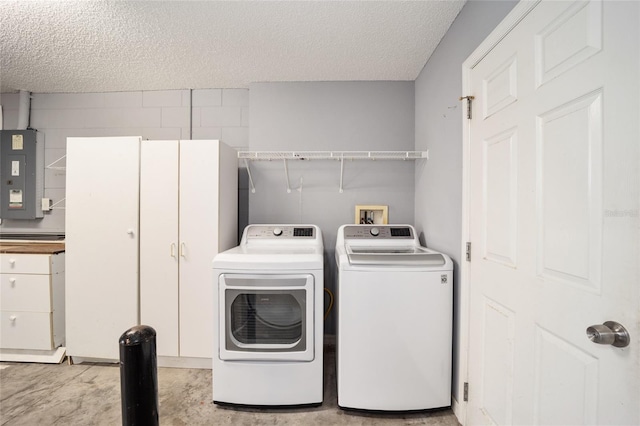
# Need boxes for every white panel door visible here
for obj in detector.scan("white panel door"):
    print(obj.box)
[466,1,639,425]
[65,137,140,360]
[140,140,180,357]
[178,140,221,358]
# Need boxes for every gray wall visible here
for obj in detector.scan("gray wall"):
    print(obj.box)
[249,81,416,332]
[414,0,517,405]
[0,89,249,233]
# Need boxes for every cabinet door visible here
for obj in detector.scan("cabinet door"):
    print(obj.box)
[140,140,180,357]
[178,140,221,358]
[65,137,140,360]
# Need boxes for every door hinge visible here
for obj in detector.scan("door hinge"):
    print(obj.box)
[466,242,471,262]
[459,95,475,119]
[464,382,469,401]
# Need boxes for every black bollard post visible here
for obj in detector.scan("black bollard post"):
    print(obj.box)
[119,325,159,426]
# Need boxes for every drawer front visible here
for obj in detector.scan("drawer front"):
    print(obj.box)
[0,254,51,274]
[0,274,52,312]
[0,311,53,350]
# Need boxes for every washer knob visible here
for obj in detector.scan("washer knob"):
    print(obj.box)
[273,228,283,236]
[370,227,380,236]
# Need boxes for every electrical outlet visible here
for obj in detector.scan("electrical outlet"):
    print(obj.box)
[41,198,52,212]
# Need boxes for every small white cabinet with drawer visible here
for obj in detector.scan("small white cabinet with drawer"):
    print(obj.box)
[0,250,65,355]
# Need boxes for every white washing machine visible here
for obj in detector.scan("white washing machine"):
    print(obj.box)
[212,224,324,406]
[335,224,453,411]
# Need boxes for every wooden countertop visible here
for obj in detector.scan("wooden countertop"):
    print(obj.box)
[0,242,65,254]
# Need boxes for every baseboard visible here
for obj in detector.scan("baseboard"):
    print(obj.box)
[452,395,466,425]
[157,356,211,369]
[0,346,66,364]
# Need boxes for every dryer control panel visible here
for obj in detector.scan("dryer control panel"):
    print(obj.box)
[343,225,414,239]
[245,225,317,239]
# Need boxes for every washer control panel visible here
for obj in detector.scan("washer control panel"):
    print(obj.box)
[245,225,316,239]
[343,225,414,239]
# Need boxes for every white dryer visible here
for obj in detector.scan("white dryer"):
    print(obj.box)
[335,224,453,411]
[212,224,324,406]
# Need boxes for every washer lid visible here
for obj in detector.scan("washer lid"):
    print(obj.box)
[213,245,323,270]
[345,244,446,266]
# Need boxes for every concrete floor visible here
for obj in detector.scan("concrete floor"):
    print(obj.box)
[0,344,459,426]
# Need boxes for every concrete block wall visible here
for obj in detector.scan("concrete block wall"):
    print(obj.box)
[192,89,249,148]
[0,89,249,233]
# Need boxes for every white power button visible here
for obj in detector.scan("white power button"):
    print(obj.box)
[273,228,283,236]
[370,227,380,236]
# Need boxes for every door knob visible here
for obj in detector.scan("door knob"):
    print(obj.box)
[586,321,630,348]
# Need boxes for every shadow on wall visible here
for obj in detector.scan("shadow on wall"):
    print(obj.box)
[237,166,250,244]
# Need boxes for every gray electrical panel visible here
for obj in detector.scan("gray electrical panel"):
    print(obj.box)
[0,130,44,219]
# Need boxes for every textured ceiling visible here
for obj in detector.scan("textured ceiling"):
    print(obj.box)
[0,1,466,93]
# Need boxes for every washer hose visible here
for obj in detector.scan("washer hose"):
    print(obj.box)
[324,288,334,321]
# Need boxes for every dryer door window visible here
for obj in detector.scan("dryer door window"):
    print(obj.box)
[229,290,306,349]
[218,273,315,361]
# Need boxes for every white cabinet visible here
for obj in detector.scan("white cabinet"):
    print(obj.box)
[140,140,237,359]
[0,251,65,354]
[66,136,141,361]
[66,137,237,362]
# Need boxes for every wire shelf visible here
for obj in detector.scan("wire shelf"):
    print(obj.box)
[238,150,429,161]
[239,150,428,194]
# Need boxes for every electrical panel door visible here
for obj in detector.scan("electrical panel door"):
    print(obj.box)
[0,130,44,219]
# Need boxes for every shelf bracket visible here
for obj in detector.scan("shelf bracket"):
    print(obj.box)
[46,154,66,171]
[283,159,292,193]
[243,159,256,193]
[50,198,66,210]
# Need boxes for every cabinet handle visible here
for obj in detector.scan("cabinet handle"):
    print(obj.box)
[180,243,186,258]
[127,229,135,237]
[9,278,16,287]
[9,315,17,322]
[171,243,177,258]
[9,259,16,266]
